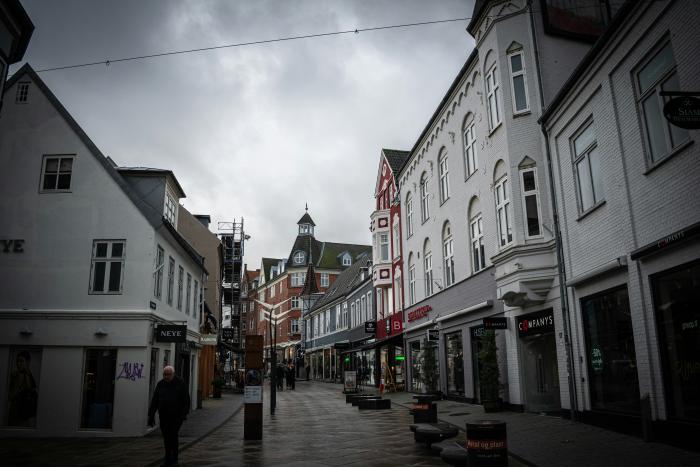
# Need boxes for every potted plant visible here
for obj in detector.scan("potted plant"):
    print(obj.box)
[211,376,224,399]
[478,330,501,412]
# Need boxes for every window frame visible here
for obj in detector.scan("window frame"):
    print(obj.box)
[15,81,30,104]
[392,217,400,259]
[443,224,455,287]
[164,194,177,225]
[408,261,416,306]
[508,50,530,114]
[153,245,165,300]
[177,266,184,310]
[438,152,450,204]
[470,214,486,273]
[463,119,477,179]
[494,176,513,247]
[520,167,543,239]
[379,233,390,262]
[420,173,430,223]
[406,193,414,238]
[342,255,351,266]
[293,251,306,264]
[40,155,75,193]
[424,245,433,297]
[166,256,175,305]
[320,273,329,288]
[193,280,199,318]
[634,39,690,167]
[88,239,126,295]
[485,64,502,132]
[185,273,192,315]
[571,119,604,215]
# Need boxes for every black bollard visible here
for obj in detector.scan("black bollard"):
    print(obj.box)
[466,420,507,467]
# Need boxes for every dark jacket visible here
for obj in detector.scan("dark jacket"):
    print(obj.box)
[148,376,190,423]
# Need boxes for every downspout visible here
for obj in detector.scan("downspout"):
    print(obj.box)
[528,0,578,421]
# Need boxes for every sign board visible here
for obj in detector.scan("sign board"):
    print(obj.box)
[663,96,700,129]
[244,385,263,404]
[483,317,507,330]
[591,345,604,373]
[344,370,358,392]
[408,305,432,322]
[155,325,187,343]
[365,321,377,334]
[470,325,486,338]
[517,309,555,337]
[222,327,234,340]
[333,342,350,350]
[427,329,439,342]
[200,334,217,346]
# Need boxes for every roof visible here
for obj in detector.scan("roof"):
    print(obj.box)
[116,167,186,198]
[2,0,35,63]
[539,0,635,125]
[3,64,206,274]
[297,212,316,226]
[299,263,319,296]
[287,234,371,270]
[246,269,260,281]
[311,253,371,312]
[261,258,283,283]
[287,234,322,267]
[381,149,410,177]
[467,0,489,35]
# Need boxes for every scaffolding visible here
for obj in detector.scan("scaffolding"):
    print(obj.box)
[218,219,246,369]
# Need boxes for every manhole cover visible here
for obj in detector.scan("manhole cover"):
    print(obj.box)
[449,412,470,416]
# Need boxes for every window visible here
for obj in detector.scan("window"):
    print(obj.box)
[343,303,348,328]
[438,151,450,203]
[463,119,477,178]
[291,319,299,334]
[15,82,29,103]
[167,257,175,305]
[379,233,389,262]
[367,291,373,319]
[325,310,330,333]
[495,176,513,246]
[321,273,329,287]
[343,255,351,266]
[193,280,199,318]
[508,51,529,113]
[520,168,542,237]
[394,273,402,312]
[164,195,177,225]
[314,315,319,335]
[80,348,117,429]
[350,302,356,328]
[424,241,433,297]
[486,65,502,130]
[572,121,603,212]
[581,286,640,414]
[470,215,485,272]
[406,193,414,237]
[636,41,688,163]
[293,251,306,264]
[291,296,300,309]
[291,272,306,287]
[443,223,455,287]
[392,218,400,258]
[270,284,275,298]
[153,246,164,299]
[361,295,367,323]
[185,273,192,314]
[306,320,311,339]
[408,256,416,306]
[420,172,430,222]
[89,240,125,294]
[41,155,74,192]
[177,266,184,310]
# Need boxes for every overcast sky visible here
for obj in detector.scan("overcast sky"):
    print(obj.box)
[12,0,475,271]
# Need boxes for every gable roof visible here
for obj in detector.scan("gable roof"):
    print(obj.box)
[261,257,283,283]
[311,253,371,312]
[286,234,371,271]
[116,167,186,198]
[3,64,206,273]
[297,212,316,226]
[382,149,410,176]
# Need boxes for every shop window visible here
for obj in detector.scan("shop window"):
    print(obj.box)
[89,240,125,294]
[445,332,465,397]
[581,286,640,414]
[6,348,42,427]
[40,155,74,192]
[410,340,422,391]
[81,348,117,429]
[652,260,700,422]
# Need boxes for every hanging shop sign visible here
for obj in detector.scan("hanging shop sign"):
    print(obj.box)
[483,317,507,330]
[408,305,432,322]
[663,95,700,129]
[427,329,439,342]
[365,321,377,334]
[200,334,217,346]
[222,327,234,340]
[517,309,554,337]
[334,342,350,350]
[155,325,187,343]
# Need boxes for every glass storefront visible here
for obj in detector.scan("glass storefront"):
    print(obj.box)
[81,348,117,429]
[581,286,640,414]
[652,260,700,422]
[518,309,560,413]
[410,340,422,391]
[470,326,485,403]
[445,331,465,397]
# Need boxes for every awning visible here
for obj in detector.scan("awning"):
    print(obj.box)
[278,340,301,349]
[359,333,404,351]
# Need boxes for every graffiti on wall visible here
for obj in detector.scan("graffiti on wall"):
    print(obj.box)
[117,362,145,381]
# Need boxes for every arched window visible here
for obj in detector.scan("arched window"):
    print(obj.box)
[463,113,477,177]
[408,253,416,306]
[405,192,414,237]
[468,197,485,272]
[494,160,513,247]
[420,172,430,222]
[442,222,455,287]
[438,149,450,203]
[424,238,433,297]
[293,251,306,264]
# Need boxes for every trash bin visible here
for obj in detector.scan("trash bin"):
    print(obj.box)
[466,420,507,466]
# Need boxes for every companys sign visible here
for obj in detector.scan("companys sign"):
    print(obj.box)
[408,305,432,322]
[517,309,554,337]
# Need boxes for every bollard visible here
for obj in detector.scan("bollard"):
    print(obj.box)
[413,402,438,423]
[466,420,507,467]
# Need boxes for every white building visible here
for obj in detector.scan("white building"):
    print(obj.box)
[541,0,700,442]
[0,64,204,437]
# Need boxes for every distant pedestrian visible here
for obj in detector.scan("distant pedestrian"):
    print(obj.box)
[148,366,190,467]
[288,363,296,390]
[306,364,311,381]
[276,364,285,391]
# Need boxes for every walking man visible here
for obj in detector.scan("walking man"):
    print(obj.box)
[148,365,190,467]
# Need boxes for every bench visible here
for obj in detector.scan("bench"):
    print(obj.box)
[357,398,391,410]
[410,422,459,447]
[351,396,382,406]
[345,394,371,403]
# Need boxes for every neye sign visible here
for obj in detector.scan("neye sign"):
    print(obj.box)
[155,325,187,343]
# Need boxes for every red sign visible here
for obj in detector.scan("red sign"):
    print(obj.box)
[377,313,404,339]
[408,305,432,322]
[466,439,507,450]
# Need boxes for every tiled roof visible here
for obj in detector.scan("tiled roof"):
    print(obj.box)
[382,149,410,176]
[311,253,371,312]
[317,242,371,269]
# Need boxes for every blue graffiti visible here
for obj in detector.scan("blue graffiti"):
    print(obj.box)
[117,362,145,381]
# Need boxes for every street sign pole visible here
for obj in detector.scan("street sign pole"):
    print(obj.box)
[268,313,276,414]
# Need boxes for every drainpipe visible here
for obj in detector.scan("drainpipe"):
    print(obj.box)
[528,0,577,421]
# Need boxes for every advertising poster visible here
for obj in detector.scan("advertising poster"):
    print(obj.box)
[6,348,42,427]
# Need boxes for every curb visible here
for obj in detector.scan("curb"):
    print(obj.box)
[143,399,245,467]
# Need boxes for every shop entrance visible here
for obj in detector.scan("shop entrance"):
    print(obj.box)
[518,309,560,413]
[470,326,485,403]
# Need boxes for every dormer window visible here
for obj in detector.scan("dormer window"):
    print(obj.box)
[165,194,177,225]
[342,255,352,266]
[293,251,306,264]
